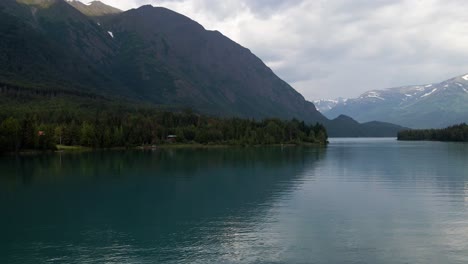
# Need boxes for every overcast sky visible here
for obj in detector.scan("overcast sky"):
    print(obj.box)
[82,0,468,100]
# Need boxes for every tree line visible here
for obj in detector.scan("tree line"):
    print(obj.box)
[398,123,468,142]
[0,108,328,153]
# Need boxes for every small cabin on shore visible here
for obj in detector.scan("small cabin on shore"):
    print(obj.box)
[166,135,177,143]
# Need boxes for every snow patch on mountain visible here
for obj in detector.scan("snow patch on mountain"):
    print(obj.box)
[313,98,348,113]
[421,88,437,98]
[362,91,385,100]
[319,72,468,128]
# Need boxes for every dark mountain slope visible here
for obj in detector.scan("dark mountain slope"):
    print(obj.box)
[1,1,324,122]
[102,6,324,121]
[0,0,126,95]
[324,115,406,137]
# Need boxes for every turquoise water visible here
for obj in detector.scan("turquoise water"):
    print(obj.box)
[1,139,468,263]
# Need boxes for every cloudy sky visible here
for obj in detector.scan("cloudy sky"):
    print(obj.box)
[83,0,468,100]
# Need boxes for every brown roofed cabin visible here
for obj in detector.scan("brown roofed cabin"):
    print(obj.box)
[166,135,177,143]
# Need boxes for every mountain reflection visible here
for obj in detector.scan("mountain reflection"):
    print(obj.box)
[0,147,325,263]
[3,140,467,264]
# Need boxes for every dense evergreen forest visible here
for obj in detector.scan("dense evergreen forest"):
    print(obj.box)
[398,123,468,142]
[0,96,328,153]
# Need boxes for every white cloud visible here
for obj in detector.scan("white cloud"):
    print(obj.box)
[79,0,468,100]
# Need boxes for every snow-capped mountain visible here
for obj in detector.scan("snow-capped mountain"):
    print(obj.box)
[313,98,347,113]
[318,74,468,129]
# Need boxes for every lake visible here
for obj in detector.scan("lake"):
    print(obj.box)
[1,138,468,263]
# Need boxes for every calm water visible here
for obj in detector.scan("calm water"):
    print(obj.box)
[1,139,468,263]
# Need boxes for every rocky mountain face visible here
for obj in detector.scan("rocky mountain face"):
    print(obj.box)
[319,74,468,129]
[0,0,406,136]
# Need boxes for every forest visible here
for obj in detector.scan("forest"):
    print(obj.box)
[0,100,328,153]
[397,123,468,142]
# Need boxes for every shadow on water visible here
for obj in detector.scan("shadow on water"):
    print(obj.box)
[0,146,325,263]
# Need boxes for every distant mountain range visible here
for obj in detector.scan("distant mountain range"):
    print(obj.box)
[0,0,406,137]
[316,74,468,129]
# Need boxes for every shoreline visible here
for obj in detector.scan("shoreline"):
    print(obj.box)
[2,142,327,155]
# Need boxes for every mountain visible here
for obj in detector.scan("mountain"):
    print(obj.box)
[326,115,406,137]
[320,74,468,129]
[66,0,121,17]
[0,0,324,122]
[0,0,404,137]
[99,5,327,121]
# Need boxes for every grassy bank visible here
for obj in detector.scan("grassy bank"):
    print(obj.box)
[56,145,92,152]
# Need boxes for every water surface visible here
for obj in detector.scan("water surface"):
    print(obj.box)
[1,139,468,263]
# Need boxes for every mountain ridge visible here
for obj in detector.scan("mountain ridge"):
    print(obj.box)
[66,0,122,17]
[317,73,468,129]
